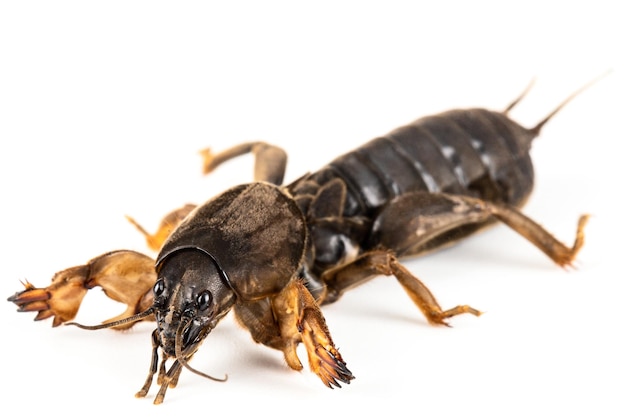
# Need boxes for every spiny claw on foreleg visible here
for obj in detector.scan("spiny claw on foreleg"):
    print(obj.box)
[270,280,354,388]
[8,283,60,321]
[302,330,354,388]
[8,267,89,327]
[313,345,354,388]
[299,305,354,388]
[8,281,48,305]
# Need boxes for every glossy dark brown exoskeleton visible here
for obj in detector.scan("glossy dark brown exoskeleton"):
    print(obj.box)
[9,80,594,404]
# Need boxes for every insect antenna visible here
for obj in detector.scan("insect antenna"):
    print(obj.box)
[175,317,228,382]
[65,307,155,330]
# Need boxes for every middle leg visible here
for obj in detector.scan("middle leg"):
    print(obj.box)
[321,250,481,326]
[128,142,289,251]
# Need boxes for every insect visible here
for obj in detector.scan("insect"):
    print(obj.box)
[8,78,597,404]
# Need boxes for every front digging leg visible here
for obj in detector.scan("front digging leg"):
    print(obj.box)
[235,279,354,388]
[271,280,354,388]
[8,250,156,329]
[126,204,197,252]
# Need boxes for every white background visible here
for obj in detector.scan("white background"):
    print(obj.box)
[1,1,624,416]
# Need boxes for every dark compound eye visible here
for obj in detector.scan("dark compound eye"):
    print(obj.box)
[153,279,165,297]
[196,290,213,311]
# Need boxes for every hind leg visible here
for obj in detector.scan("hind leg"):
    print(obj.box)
[370,192,587,266]
[321,191,588,324]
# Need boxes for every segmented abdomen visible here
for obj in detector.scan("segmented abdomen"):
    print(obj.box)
[304,108,537,218]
